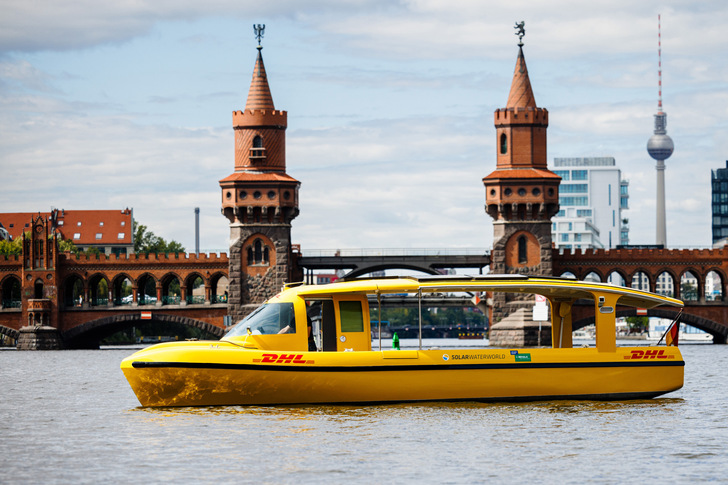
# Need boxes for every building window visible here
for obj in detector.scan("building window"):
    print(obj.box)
[121,221,126,226]
[99,222,104,226]
[95,233,102,240]
[517,235,527,264]
[247,238,270,266]
[554,170,569,181]
[500,133,507,154]
[77,222,82,226]
[571,170,588,181]
[58,221,64,226]
[73,233,80,239]
[559,196,589,206]
[250,135,266,160]
[560,233,569,242]
[118,233,125,239]
[560,184,588,193]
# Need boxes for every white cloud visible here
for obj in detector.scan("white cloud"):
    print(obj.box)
[1,0,727,257]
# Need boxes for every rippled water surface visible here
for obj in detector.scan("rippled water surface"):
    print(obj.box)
[1,343,726,484]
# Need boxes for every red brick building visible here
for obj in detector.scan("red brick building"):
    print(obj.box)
[0,208,134,255]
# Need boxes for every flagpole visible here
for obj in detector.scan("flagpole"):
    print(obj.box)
[656,310,682,346]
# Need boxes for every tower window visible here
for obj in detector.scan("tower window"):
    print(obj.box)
[500,133,507,154]
[247,238,270,266]
[518,235,527,264]
[249,135,266,160]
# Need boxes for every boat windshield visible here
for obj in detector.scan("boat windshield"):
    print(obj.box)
[224,303,296,337]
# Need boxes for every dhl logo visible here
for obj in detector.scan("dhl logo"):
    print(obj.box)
[253,353,314,364]
[624,349,675,360]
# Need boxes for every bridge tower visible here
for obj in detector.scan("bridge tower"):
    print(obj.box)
[17,214,63,349]
[483,25,560,326]
[220,27,300,321]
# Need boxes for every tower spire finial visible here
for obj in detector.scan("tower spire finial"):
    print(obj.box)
[514,21,525,47]
[254,24,265,49]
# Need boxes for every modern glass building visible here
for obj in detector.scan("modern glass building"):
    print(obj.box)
[711,161,728,243]
[551,157,629,249]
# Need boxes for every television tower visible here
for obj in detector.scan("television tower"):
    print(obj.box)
[646,14,674,247]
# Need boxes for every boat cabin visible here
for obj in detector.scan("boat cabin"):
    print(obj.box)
[222,275,684,353]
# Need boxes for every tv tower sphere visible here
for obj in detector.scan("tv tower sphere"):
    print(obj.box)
[647,113,674,161]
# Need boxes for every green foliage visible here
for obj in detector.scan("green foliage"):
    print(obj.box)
[134,220,186,254]
[58,238,79,254]
[625,316,648,333]
[0,238,21,256]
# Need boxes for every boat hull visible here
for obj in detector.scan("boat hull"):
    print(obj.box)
[121,342,684,407]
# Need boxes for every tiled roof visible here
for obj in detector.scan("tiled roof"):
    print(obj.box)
[482,168,561,180]
[219,172,299,183]
[245,48,275,111]
[0,209,134,246]
[506,46,537,109]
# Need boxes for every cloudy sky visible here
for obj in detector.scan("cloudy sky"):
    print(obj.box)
[2,1,727,254]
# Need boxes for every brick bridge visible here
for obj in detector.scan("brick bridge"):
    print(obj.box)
[552,246,728,343]
[4,233,728,346]
[295,246,728,343]
[0,231,231,348]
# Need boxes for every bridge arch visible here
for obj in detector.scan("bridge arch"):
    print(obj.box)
[655,270,677,297]
[1,274,21,309]
[184,272,205,304]
[210,271,229,303]
[705,269,725,301]
[137,273,158,305]
[111,273,134,305]
[583,270,602,282]
[160,272,183,305]
[61,273,85,307]
[344,264,441,279]
[629,269,652,292]
[606,270,627,286]
[62,313,226,349]
[88,272,110,307]
[678,270,700,302]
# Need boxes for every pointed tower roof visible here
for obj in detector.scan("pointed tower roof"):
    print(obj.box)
[245,47,275,110]
[506,46,537,109]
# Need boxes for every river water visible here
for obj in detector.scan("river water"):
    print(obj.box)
[1,341,726,484]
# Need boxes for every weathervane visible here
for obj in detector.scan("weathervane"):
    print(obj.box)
[254,24,265,48]
[514,21,525,46]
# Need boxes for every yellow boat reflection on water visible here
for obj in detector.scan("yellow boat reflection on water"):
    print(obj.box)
[121,275,684,407]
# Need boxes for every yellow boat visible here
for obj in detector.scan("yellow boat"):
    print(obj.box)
[120,275,685,407]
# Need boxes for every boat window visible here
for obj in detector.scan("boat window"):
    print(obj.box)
[339,301,364,332]
[224,303,295,337]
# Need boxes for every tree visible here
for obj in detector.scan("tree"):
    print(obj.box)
[625,316,648,334]
[0,238,21,256]
[133,220,186,254]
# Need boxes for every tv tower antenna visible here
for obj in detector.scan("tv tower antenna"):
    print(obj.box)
[646,13,674,248]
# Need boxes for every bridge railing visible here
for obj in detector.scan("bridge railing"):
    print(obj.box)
[301,248,490,257]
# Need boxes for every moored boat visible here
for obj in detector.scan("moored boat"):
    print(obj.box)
[121,275,685,407]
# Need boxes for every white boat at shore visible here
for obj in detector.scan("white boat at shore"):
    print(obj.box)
[647,319,712,343]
